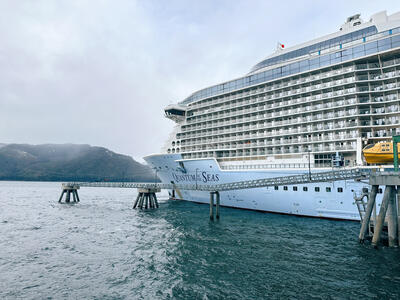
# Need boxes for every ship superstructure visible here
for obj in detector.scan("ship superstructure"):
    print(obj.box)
[166,11,400,169]
[145,11,400,220]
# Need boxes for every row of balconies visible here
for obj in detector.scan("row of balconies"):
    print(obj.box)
[187,97,361,124]
[187,95,398,127]
[180,142,356,155]
[179,117,400,145]
[356,70,400,81]
[187,65,358,110]
[186,81,400,123]
[187,63,400,114]
[179,115,400,142]
[180,106,399,137]
[179,126,400,152]
[181,126,358,144]
[180,133,360,150]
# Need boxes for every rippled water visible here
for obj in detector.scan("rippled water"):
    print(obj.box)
[1,181,400,299]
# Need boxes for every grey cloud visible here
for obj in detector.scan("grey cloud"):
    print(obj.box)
[0,0,398,161]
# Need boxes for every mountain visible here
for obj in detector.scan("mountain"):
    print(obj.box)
[0,143,157,182]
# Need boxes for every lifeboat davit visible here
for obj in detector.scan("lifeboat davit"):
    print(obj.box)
[362,142,400,164]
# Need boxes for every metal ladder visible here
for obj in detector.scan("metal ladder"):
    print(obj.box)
[354,188,374,233]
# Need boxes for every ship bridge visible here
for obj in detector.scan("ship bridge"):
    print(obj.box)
[165,104,186,123]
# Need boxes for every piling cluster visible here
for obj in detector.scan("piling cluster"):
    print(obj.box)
[133,188,160,209]
[58,185,80,203]
[359,173,400,248]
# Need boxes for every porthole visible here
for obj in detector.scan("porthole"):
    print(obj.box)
[303,187,308,192]
[338,187,343,193]
[315,187,320,192]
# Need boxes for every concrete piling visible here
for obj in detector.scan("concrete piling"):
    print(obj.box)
[133,194,141,209]
[398,188,400,247]
[138,193,144,209]
[216,191,220,219]
[387,189,398,247]
[359,185,378,242]
[58,190,66,203]
[153,194,159,208]
[372,186,392,247]
[210,192,214,220]
[65,191,71,203]
[74,190,80,202]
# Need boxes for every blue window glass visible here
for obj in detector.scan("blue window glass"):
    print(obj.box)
[309,57,319,67]
[392,35,400,48]
[378,37,391,51]
[320,54,330,62]
[273,68,281,76]
[365,41,377,55]
[281,65,289,76]
[353,44,364,54]
[299,60,309,72]
[342,48,352,59]
[290,62,300,73]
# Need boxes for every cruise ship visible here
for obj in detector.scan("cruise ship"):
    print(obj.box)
[145,11,400,220]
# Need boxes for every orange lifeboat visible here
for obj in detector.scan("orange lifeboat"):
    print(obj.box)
[362,142,400,164]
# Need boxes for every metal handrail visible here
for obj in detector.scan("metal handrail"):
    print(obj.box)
[65,168,369,192]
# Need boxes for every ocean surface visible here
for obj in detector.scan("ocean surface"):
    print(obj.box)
[1,181,400,299]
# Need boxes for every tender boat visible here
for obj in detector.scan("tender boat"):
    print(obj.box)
[363,142,400,164]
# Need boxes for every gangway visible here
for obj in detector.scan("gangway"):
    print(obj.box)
[63,168,369,192]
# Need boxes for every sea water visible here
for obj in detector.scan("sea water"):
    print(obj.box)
[1,181,400,299]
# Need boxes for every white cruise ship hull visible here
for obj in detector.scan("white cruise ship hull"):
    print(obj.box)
[145,154,382,221]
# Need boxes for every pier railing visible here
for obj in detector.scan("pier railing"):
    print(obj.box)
[65,168,369,192]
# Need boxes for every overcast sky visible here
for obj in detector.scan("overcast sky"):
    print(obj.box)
[0,1,399,162]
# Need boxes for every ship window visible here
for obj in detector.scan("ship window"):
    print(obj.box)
[378,188,383,194]
[315,187,320,192]
[274,186,279,190]
[338,187,343,193]
[293,186,298,191]
[284,186,288,191]
[303,187,308,192]
[326,187,331,192]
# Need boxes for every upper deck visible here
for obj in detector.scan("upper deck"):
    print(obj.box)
[178,11,400,106]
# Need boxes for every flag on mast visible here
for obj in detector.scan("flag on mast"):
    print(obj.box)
[277,42,285,50]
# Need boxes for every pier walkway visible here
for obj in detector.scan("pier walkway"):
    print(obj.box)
[64,168,368,192]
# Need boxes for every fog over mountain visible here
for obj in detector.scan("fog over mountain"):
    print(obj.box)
[0,143,156,182]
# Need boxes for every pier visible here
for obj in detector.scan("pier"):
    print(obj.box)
[60,168,368,220]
